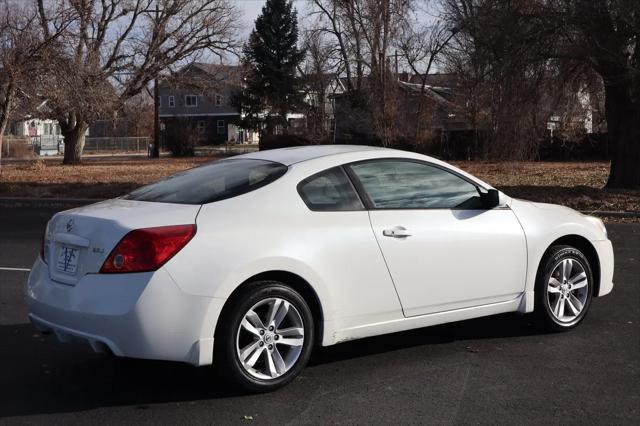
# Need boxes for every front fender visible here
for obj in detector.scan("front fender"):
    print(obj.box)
[510,199,610,311]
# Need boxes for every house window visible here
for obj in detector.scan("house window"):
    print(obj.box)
[168,96,175,108]
[197,120,206,136]
[217,120,225,135]
[215,94,223,106]
[185,95,198,107]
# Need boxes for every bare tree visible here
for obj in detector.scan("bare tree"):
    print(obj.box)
[443,0,640,188]
[309,0,363,96]
[396,18,457,140]
[309,0,413,145]
[298,28,342,140]
[0,0,67,167]
[397,20,455,92]
[37,0,240,164]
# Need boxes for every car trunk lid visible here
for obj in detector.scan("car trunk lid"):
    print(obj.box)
[45,199,201,285]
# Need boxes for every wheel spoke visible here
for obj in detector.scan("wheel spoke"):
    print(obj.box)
[266,299,283,327]
[549,277,562,287]
[569,271,586,285]
[565,298,580,316]
[245,309,266,330]
[241,340,263,367]
[554,297,565,318]
[571,278,588,290]
[277,326,304,337]
[271,347,286,375]
[241,318,261,337]
[548,286,561,294]
[562,259,573,281]
[273,301,290,328]
[277,327,304,346]
[265,350,278,378]
[569,294,584,312]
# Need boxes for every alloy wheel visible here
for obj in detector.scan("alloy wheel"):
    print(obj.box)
[235,297,305,380]
[546,258,590,324]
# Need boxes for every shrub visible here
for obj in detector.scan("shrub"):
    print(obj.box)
[165,118,196,157]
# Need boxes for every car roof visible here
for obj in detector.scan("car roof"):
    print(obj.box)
[230,144,496,192]
[237,145,387,166]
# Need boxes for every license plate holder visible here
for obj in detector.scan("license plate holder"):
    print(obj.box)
[56,246,79,274]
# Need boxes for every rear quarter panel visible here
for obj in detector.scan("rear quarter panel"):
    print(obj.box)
[164,160,404,343]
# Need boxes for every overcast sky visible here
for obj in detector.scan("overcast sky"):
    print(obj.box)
[236,0,307,36]
[236,0,435,37]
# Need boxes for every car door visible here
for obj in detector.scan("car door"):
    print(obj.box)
[347,159,527,318]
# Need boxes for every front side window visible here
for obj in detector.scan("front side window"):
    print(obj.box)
[349,160,483,209]
[185,95,198,107]
[298,167,363,211]
[124,159,287,205]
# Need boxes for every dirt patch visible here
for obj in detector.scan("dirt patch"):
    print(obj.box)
[452,161,640,213]
[1,158,638,217]
[0,157,212,199]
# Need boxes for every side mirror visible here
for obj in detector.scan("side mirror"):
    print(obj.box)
[480,188,500,209]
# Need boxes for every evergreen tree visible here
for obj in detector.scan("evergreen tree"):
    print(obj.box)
[241,0,305,135]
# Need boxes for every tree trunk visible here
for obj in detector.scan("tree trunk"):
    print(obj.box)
[604,80,640,189]
[61,122,89,165]
[0,80,17,169]
[0,119,7,168]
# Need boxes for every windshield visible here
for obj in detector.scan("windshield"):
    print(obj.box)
[123,159,288,205]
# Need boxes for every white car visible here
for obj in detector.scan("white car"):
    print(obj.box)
[27,145,614,391]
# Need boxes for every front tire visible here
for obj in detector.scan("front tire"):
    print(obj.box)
[534,245,593,332]
[215,281,314,392]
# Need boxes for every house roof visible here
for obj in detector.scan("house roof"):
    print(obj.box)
[397,81,455,105]
[189,62,240,76]
[159,62,241,91]
[403,73,458,87]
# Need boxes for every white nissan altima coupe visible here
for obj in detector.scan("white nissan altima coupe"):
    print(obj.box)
[27,145,614,391]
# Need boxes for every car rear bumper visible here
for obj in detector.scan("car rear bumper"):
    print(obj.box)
[26,257,225,366]
[594,239,614,297]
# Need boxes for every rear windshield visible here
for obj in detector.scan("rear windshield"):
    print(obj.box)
[123,159,288,205]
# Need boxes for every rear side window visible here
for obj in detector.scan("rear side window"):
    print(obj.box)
[123,159,287,205]
[298,167,363,211]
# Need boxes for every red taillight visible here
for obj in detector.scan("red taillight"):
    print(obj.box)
[100,224,196,273]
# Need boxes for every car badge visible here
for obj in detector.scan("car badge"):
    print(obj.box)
[66,219,74,232]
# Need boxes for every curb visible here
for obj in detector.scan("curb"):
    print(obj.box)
[0,197,103,209]
[582,211,640,218]
[1,197,639,218]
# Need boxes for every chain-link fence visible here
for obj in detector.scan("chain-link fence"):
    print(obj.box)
[29,135,64,155]
[83,137,151,152]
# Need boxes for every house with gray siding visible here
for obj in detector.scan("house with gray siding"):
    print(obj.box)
[158,63,258,145]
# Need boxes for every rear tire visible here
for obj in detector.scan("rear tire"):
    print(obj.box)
[214,281,314,392]
[534,245,593,332]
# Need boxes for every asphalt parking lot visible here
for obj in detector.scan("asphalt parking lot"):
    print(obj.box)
[0,207,638,425]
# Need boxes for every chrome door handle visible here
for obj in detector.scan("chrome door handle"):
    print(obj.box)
[382,226,411,238]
